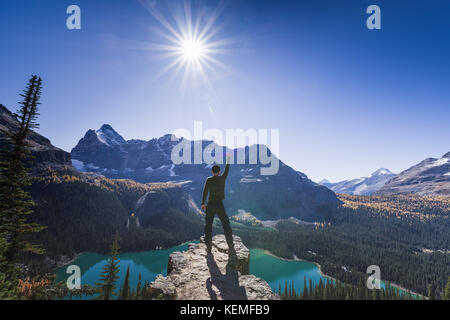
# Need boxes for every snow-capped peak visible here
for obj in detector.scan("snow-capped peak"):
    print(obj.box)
[95,124,125,146]
[370,168,393,177]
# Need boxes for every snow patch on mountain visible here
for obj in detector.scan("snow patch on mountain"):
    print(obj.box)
[426,158,449,168]
[71,159,85,171]
[169,164,176,177]
[95,124,126,146]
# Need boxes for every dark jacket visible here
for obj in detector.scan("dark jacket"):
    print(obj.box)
[201,164,230,205]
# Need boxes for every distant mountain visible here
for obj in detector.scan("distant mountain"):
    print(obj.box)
[319,168,396,195]
[71,124,341,222]
[377,153,450,196]
[0,104,71,168]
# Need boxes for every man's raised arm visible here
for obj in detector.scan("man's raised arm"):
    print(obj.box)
[222,155,231,179]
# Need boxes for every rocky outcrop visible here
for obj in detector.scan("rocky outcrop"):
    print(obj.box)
[147,235,279,300]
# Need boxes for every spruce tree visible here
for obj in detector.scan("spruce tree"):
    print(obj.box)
[0,75,45,298]
[302,277,307,299]
[427,284,434,300]
[119,264,131,300]
[135,273,142,300]
[444,277,450,300]
[0,236,14,299]
[96,232,121,300]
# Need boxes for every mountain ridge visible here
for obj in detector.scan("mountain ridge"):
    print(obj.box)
[319,168,396,195]
[377,152,450,196]
[0,104,71,168]
[71,124,341,222]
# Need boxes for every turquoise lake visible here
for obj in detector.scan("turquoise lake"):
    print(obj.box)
[56,244,417,299]
[55,244,328,297]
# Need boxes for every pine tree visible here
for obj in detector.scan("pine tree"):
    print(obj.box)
[302,277,307,299]
[135,273,142,300]
[119,265,131,300]
[427,284,434,300]
[444,277,450,300]
[0,236,14,299]
[96,232,120,300]
[0,75,45,298]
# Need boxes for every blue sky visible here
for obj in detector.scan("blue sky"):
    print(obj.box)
[0,0,449,182]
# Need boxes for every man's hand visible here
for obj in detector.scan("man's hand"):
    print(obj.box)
[226,154,231,164]
[201,204,206,212]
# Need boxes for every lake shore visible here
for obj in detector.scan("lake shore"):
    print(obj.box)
[385,281,425,299]
[48,252,83,269]
[259,249,337,283]
[259,249,424,298]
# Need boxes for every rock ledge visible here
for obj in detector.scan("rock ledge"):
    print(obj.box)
[148,234,279,300]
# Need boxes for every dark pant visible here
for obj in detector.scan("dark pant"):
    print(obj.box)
[204,201,234,249]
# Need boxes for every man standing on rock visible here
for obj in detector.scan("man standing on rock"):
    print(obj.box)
[201,155,235,254]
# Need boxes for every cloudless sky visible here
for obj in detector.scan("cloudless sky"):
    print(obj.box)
[0,0,449,182]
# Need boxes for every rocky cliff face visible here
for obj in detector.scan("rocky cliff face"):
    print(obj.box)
[147,235,279,300]
[0,104,71,168]
[133,183,202,227]
[378,152,450,196]
[71,124,341,222]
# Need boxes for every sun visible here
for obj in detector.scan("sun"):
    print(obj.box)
[180,39,205,61]
[140,0,233,88]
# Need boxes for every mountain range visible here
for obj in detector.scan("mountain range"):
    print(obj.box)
[319,168,397,195]
[70,124,341,221]
[377,152,450,196]
[319,152,450,197]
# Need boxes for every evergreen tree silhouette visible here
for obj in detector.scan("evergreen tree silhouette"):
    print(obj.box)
[120,265,131,300]
[0,75,45,298]
[96,232,120,300]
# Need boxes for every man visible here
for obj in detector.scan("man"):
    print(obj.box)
[201,155,234,254]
